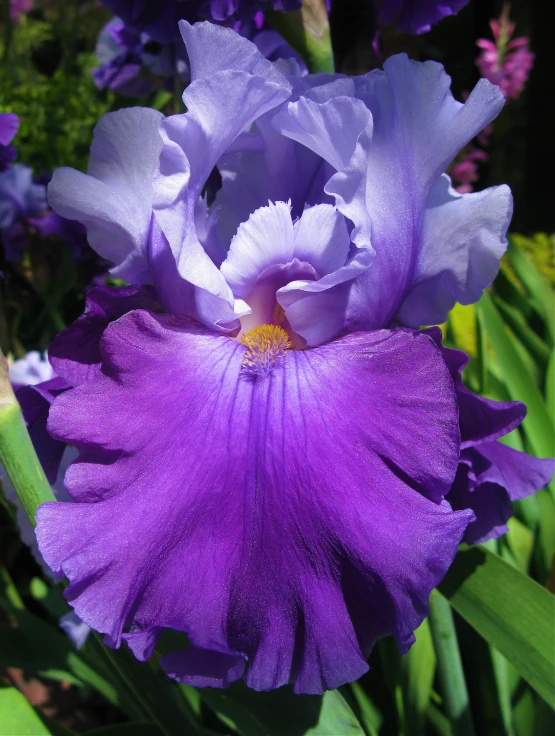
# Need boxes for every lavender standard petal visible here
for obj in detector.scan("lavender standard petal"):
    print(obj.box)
[152,21,292,328]
[48,108,164,284]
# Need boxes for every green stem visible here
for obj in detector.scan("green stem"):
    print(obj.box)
[266,0,334,74]
[0,353,56,526]
[428,590,475,736]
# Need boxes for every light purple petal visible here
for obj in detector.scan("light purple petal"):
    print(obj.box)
[59,611,91,650]
[48,108,164,284]
[221,200,296,299]
[277,248,373,346]
[273,94,373,173]
[221,201,371,345]
[9,351,54,386]
[152,21,292,330]
[331,54,506,329]
[398,175,513,326]
[37,312,469,693]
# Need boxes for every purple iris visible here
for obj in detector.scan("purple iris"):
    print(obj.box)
[100,0,301,42]
[93,13,304,97]
[36,22,553,693]
[379,0,470,34]
[0,164,47,260]
[0,112,19,172]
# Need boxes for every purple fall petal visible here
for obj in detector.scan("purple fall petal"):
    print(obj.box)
[37,310,470,693]
[48,285,160,387]
[427,330,555,543]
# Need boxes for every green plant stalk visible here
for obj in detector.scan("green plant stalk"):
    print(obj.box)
[0,353,56,526]
[266,0,334,73]
[428,590,475,736]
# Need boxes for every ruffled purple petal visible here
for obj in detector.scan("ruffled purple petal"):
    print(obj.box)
[16,377,70,484]
[423,328,555,543]
[450,444,554,544]
[430,334,526,448]
[37,311,470,693]
[47,108,164,284]
[48,285,160,387]
[152,21,292,329]
[449,457,514,544]
[476,442,555,502]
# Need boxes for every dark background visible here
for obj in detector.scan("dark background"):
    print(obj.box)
[331,0,554,234]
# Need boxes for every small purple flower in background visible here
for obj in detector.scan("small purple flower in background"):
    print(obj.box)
[93,16,188,97]
[476,4,534,100]
[0,113,19,172]
[35,22,553,693]
[10,0,33,24]
[378,0,470,34]
[0,164,47,260]
[100,0,302,42]
[93,12,305,97]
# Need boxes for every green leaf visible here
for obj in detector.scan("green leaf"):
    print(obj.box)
[84,725,164,736]
[439,546,555,706]
[348,682,382,736]
[198,689,267,736]
[428,591,475,736]
[305,691,365,735]
[0,355,56,525]
[265,1,334,73]
[0,687,51,736]
[504,517,534,573]
[547,350,555,423]
[217,683,362,736]
[0,607,120,707]
[507,238,555,342]
[401,618,436,736]
[478,293,555,460]
[493,295,551,366]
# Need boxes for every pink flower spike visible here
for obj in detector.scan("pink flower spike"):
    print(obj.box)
[476,6,534,101]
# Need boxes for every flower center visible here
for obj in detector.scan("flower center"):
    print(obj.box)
[241,324,292,377]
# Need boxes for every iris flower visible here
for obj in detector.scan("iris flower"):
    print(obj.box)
[100,0,302,42]
[0,112,19,172]
[36,22,553,693]
[378,0,470,34]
